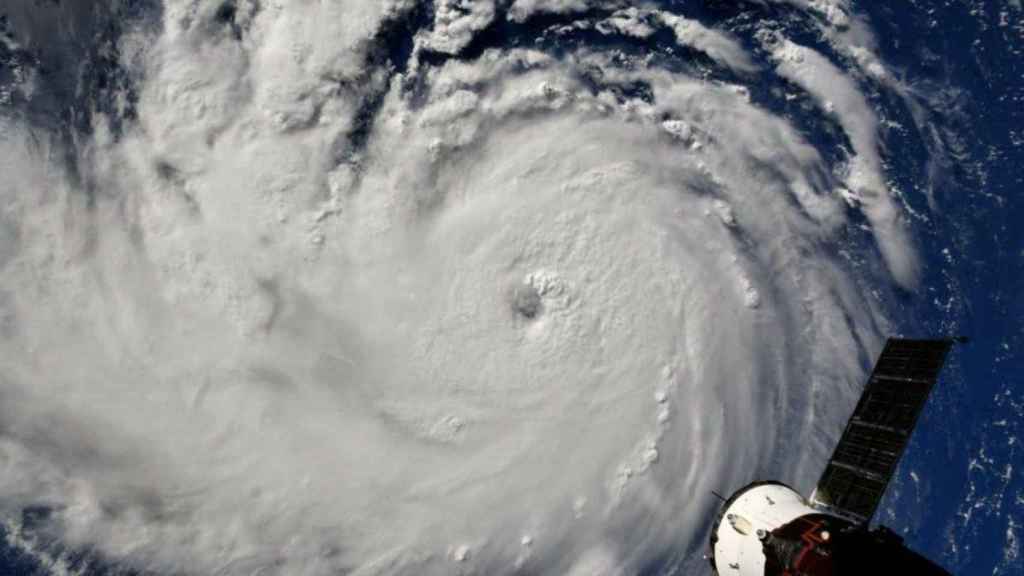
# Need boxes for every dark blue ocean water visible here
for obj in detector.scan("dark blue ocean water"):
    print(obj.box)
[863,2,1024,575]
[0,1,1020,575]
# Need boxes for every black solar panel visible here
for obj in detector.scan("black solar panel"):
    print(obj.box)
[811,338,955,524]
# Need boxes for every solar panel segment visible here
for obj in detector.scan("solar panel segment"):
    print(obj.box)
[811,338,955,524]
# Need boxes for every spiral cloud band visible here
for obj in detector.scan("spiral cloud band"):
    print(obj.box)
[0,1,925,574]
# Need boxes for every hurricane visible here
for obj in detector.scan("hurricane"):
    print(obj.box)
[0,1,952,575]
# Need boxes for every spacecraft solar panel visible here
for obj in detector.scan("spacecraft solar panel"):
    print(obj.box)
[811,338,954,524]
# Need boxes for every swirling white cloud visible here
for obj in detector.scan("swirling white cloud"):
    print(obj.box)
[0,1,927,574]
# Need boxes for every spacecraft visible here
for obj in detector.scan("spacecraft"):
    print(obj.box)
[708,338,961,575]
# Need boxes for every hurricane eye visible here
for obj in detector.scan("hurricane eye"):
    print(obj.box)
[511,282,543,320]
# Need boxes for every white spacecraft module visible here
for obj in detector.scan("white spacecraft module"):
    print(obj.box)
[708,338,960,576]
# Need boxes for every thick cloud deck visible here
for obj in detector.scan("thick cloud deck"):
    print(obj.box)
[0,1,921,575]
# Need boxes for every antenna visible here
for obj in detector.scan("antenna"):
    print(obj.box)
[712,491,727,503]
